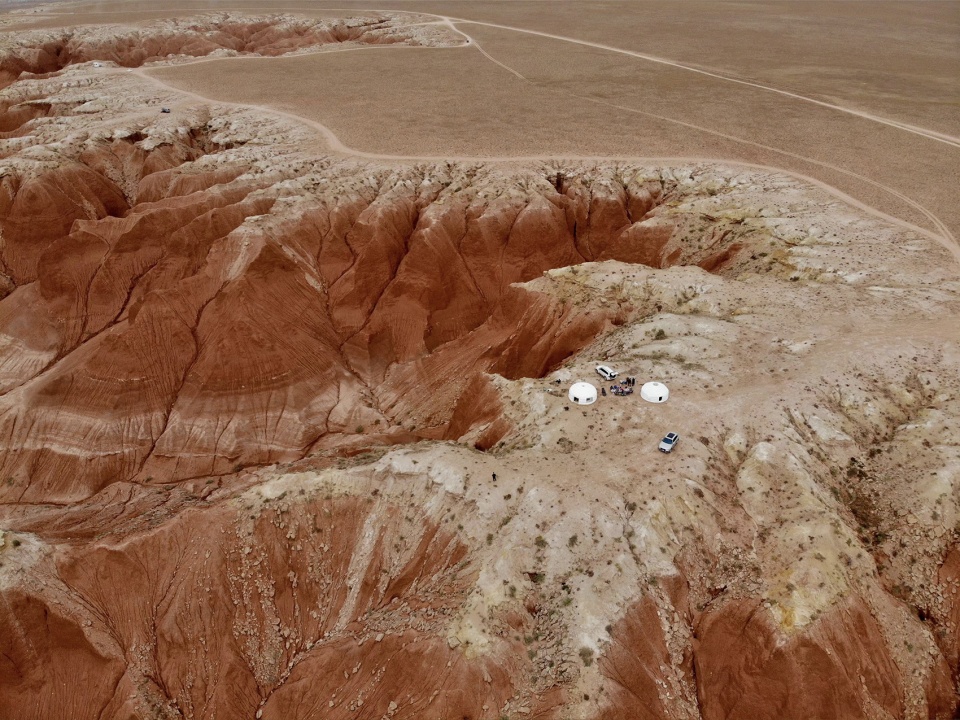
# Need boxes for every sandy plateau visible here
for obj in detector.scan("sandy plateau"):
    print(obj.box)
[0,5,958,720]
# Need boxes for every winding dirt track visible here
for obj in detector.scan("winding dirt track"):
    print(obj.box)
[135,63,959,268]
[3,8,960,720]
[118,7,958,261]
[19,2,954,254]
[439,17,958,251]
[447,16,960,150]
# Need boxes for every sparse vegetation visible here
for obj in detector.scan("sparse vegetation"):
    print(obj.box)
[0,20,953,713]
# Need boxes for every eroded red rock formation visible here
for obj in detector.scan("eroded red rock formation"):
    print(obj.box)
[0,13,450,89]
[1,23,958,717]
[693,596,904,719]
[936,546,960,667]
[1,494,524,719]
[597,582,696,720]
[0,120,757,504]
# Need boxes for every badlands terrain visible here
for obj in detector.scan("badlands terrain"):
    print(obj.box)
[0,3,958,719]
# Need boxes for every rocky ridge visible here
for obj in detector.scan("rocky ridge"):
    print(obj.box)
[0,11,461,89]
[0,13,958,720]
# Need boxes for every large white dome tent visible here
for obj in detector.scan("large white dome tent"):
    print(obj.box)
[568,382,598,405]
[640,381,669,403]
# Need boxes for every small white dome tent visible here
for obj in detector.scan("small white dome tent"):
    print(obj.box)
[568,382,598,405]
[640,381,669,403]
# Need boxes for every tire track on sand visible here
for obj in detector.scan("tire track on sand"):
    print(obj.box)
[442,19,959,255]
[443,16,960,150]
[130,60,958,261]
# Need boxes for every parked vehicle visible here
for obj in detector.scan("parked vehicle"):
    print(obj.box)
[596,365,618,381]
[659,432,680,453]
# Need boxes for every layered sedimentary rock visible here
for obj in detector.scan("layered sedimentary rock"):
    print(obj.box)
[0,107,757,504]
[694,597,905,719]
[0,12,958,720]
[0,12,460,89]
[0,494,518,720]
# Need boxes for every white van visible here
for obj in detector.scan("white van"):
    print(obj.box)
[595,365,618,381]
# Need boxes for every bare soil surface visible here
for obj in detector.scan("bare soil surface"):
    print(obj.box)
[0,5,958,720]
[5,2,957,245]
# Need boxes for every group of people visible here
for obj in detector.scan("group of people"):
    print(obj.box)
[602,376,637,397]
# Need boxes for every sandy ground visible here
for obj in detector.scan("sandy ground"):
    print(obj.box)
[143,32,955,241]
[5,1,958,249]
[1,5,959,716]
[10,0,958,135]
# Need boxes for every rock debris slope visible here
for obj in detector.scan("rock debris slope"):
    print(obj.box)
[0,12,958,720]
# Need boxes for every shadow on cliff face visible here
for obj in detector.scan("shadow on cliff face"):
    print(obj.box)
[0,98,60,137]
[0,135,752,502]
[0,125,240,286]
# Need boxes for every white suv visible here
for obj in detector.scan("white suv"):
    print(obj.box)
[596,365,618,381]
[659,432,680,453]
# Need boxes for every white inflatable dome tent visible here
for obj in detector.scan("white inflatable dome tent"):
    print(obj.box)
[568,382,598,405]
[640,381,669,403]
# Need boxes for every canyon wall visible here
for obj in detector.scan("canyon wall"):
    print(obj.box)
[0,13,957,720]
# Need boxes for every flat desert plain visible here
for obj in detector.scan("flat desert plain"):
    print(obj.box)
[16,0,960,247]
